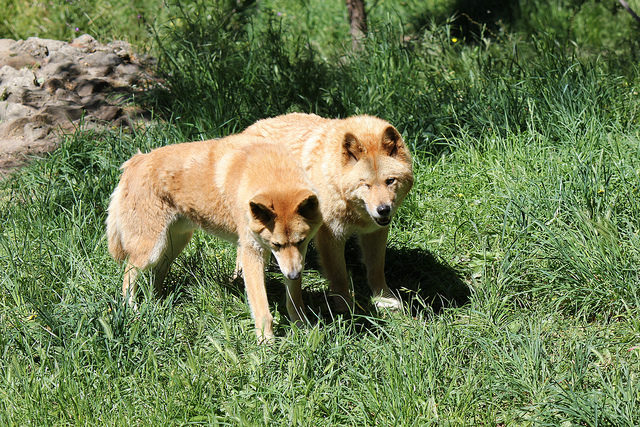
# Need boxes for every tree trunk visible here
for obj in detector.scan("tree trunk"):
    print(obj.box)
[346,0,367,50]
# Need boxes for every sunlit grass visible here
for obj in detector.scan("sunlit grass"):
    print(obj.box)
[2,0,640,425]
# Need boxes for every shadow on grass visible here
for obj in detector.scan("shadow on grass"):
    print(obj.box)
[156,237,469,338]
[265,240,469,330]
[385,246,470,313]
[409,0,519,40]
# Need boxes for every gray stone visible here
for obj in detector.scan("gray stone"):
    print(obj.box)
[75,78,111,97]
[0,39,17,51]
[0,101,35,121]
[41,104,84,122]
[20,89,49,106]
[94,105,122,121]
[70,34,98,51]
[23,120,52,141]
[84,51,122,68]
[39,61,82,80]
[87,65,113,77]
[0,52,39,69]
[108,40,134,58]
[21,37,65,56]
[0,66,36,88]
[0,117,30,138]
[0,35,157,177]
[43,77,64,93]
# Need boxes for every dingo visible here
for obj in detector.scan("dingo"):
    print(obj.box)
[244,113,413,312]
[106,136,322,342]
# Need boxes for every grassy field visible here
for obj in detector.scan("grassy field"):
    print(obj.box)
[2,0,640,424]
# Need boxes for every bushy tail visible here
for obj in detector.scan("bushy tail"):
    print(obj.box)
[106,152,145,262]
[106,186,127,262]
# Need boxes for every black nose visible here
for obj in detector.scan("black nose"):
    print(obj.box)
[377,204,391,217]
[286,271,301,280]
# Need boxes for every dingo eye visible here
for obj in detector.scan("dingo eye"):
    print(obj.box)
[385,177,396,186]
[295,239,305,246]
[272,243,283,250]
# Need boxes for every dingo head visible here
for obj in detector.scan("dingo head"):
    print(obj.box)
[248,189,322,280]
[341,122,414,227]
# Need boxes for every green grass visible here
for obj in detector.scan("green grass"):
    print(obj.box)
[0,0,167,47]
[2,0,640,424]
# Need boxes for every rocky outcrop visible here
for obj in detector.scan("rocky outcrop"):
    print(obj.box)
[0,34,157,176]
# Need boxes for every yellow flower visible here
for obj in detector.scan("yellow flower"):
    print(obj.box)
[452,37,458,43]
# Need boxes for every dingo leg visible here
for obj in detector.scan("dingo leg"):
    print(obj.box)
[359,227,401,310]
[121,221,193,307]
[239,245,274,343]
[315,227,353,313]
[284,276,305,327]
[151,224,193,297]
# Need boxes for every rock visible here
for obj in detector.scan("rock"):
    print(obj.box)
[114,63,143,84]
[75,78,111,97]
[40,104,84,122]
[0,35,158,177]
[23,118,53,141]
[42,77,63,93]
[44,50,74,65]
[0,117,31,138]
[20,89,50,106]
[42,62,83,81]
[0,52,38,69]
[84,51,122,68]
[0,102,35,121]
[80,94,106,110]
[0,66,37,89]
[0,40,17,51]
[94,105,122,121]
[70,34,98,51]
[19,37,66,57]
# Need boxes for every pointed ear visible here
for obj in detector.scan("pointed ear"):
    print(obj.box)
[297,193,321,221]
[382,126,402,157]
[343,133,365,164]
[249,195,275,225]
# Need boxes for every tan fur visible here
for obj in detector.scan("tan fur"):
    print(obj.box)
[243,113,413,311]
[106,135,322,342]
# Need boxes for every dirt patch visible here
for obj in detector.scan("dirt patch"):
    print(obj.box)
[0,34,158,177]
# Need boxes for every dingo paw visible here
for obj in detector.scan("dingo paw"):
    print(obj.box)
[290,318,307,329]
[373,296,402,311]
[329,294,354,315]
[256,331,275,345]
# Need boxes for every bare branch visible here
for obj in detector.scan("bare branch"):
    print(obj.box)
[619,0,640,25]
